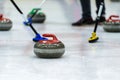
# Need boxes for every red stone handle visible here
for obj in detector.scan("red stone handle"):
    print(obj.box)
[42,34,58,41]
[39,34,59,44]
[107,15,120,22]
[0,14,3,20]
[0,14,10,21]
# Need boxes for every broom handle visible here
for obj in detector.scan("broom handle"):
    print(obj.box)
[10,0,28,22]
[10,0,38,35]
[30,0,47,19]
[94,2,104,32]
[38,0,47,8]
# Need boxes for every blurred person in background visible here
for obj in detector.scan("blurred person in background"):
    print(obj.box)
[72,0,106,26]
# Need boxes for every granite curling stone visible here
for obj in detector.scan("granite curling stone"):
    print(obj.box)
[27,9,46,23]
[0,14,12,31]
[34,34,65,58]
[103,15,120,32]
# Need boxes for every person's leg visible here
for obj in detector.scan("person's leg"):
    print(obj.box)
[80,0,91,19]
[72,0,94,26]
[95,0,106,22]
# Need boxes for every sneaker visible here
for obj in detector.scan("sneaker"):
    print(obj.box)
[72,17,95,26]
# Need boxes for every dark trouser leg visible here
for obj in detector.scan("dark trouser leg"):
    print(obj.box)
[95,0,106,16]
[80,0,91,19]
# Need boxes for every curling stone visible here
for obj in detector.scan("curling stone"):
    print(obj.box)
[103,15,120,32]
[34,34,65,58]
[0,14,12,31]
[27,8,46,23]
